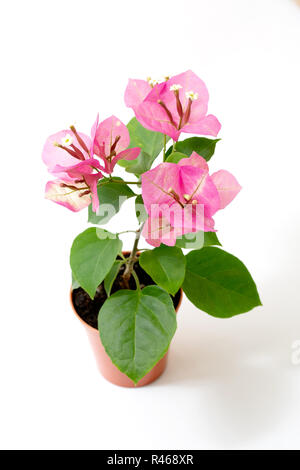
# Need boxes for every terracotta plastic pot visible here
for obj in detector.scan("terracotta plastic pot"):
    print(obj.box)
[70,253,183,388]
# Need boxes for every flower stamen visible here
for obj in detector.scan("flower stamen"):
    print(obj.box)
[181,99,192,128]
[79,190,91,197]
[171,86,184,122]
[110,135,121,154]
[157,100,177,127]
[168,187,184,208]
[55,143,84,160]
[70,125,90,155]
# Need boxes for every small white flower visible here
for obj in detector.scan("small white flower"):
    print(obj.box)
[170,84,182,92]
[61,134,73,147]
[147,77,159,87]
[185,90,199,101]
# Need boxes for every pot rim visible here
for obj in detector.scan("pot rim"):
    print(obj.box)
[70,251,183,332]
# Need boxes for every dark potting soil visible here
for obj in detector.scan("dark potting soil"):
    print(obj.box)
[72,259,181,329]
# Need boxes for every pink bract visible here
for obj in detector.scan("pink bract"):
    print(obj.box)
[45,159,103,213]
[141,152,241,247]
[91,115,140,174]
[45,180,92,213]
[42,129,92,178]
[125,70,221,141]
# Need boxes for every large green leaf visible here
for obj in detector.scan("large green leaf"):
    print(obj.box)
[70,228,122,299]
[183,247,262,318]
[135,194,148,224]
[118,118,168,175]
[98,286,177,384]
[88,178,135,225]
[176,231,221,249]
[165,137,220,161]
[139,245,186,295]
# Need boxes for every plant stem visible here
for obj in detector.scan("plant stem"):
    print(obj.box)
[118,230,137,235]
[131,270,141,290]
[122,223,144,285]
[118,252,127,261]
[163,134,167,161]
[172,140,177,153]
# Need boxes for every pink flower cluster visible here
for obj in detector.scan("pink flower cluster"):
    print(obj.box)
[43,115,140,212]
[141,152,241,246]
[43,70,241,247]
[125,70,221,141]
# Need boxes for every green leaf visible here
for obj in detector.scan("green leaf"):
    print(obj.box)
[98,285,177,384]
[139,245,186,295]
[183,247,262,318]
[176,231,221,249]
[166,152,189,163]
[118,118,168,175]
[88,178,135,225]
[70,228,122,299]
[135,195,148,224]
[104,261,122,297]
[165,137,220,161]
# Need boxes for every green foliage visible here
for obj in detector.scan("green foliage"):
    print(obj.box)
[104,261,123,297]
[135,194,148,224]
[98,285,177,384]
[166,137,220,161]
[139,245,186,295]
[118,118,168,174]
[88,178,135,225]
[166,152,189,163]
[183,247,262,318]
[70,228,122,299]
[176,231,221,249]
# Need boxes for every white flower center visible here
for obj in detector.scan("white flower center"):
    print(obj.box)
[147,77,159,87]
[170,84,182,92]
[61,134,73,147]
[185,90,199,101]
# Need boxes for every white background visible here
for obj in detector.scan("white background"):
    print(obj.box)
[0,0,299,450]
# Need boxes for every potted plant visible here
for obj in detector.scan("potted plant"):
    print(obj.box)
[42,70,262,387]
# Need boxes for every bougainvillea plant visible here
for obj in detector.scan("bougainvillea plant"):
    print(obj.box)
[43,70,262,384]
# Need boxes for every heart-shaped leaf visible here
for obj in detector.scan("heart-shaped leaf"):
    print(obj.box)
[98,285,177,384]
[70,228,122,299]
[183,247,262,317]
[139,245,186,295]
